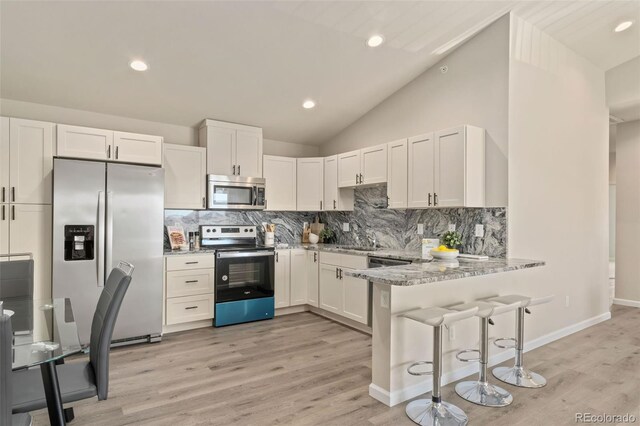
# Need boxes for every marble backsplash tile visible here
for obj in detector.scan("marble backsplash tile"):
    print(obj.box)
[165,185,507,257]
[318,186,507,258]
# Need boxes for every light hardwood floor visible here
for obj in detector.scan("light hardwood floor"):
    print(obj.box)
[32,305,639,425]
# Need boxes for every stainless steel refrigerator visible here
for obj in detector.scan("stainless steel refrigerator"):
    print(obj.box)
[52,158,164,345]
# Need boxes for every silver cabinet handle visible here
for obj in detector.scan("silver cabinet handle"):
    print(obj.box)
[275,251,279,262]
[202,197,206,208]
[333,200,336,210]
[360,173,363,184]
[1,187,4,202]
[434,193,438,206]
[336,267,339,279]
[355,173,359,184]
[11,187,15,202]
[185,306,198,310]
[428,193,432,206]
[1,205,4,221]
[320,200,323,210]
[115,146,119,160]
[233,165,236,175]
[107,145,111,159]
[313,252,317,262]
[339,268,343,279]
[238,165,240,175]
[11,205,15,220]
[185,280,199,283]
[185,261,199,264]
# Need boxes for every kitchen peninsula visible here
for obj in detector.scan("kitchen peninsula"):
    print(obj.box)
[345,257,545,407]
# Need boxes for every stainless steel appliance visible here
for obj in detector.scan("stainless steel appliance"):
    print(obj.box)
[207,175,266,210]
[52,158,164,345]
[201,225,275,326]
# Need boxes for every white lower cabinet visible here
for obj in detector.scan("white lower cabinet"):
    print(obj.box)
[306,250,319,307]
[290,249,308,306]
[319,252,369,324]
[164,254,215,327]
[275,249,291,308]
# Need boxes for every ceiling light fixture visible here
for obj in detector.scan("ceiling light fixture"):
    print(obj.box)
[302,100,316,109]
[366,35,385,48]
[130,60,148,71]
[614,21,633,32]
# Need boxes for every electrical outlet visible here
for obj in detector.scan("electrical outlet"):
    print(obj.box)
[565,296,570,307]
[343,223,350,232]
[381,290,390,309]
[448,325,456,341]
[448,224,456,232]
[417,224,424,235]
[475,224,485,237]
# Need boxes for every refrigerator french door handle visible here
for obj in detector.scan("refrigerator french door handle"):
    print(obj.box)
[105,191,114,280]
[97,191,106,287]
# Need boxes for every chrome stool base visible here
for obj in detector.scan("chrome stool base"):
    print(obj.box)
[454,380,513,407]
[406,399,468,426]
[493,365,547,388]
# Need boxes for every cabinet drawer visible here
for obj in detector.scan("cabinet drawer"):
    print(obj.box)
[341,254,367,269]
[166,269,214,298]
[166,294,215,325]
[166,254,215,271]
[320,251,342,267]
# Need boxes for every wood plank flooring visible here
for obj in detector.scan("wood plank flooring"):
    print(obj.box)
[31,305,639,425]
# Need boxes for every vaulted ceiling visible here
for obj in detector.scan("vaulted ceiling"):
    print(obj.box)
[1,1,639,145]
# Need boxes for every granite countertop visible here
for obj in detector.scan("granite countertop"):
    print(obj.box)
[344,258,545,286]
[164,248,217,256]
[279,244,427,263]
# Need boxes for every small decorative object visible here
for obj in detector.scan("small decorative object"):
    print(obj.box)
[167,225,188,250]
[264,223,276,246]
[308,233,320,244]
[319,228,336,244]
[430,245,459,260]
[441,230,462,250]
[421,238,439,260]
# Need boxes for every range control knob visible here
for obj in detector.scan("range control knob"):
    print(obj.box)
[244,228,249,232]
[206,229,211,233]
[212,229,217,232]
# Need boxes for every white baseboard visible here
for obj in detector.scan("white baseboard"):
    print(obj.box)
[275,305,309,316]
[162,319,212,334]
[613,298,640,308]
[371,311,612,407]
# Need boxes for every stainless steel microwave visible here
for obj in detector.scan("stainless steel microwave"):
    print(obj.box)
[207,175,266,210]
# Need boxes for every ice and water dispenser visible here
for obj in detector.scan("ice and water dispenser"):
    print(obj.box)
[64,225,95,261]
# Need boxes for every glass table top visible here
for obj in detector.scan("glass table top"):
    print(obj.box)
[2,297,83,370]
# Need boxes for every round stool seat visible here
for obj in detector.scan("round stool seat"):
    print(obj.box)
[450,300,520,318]
[403,306,478,327]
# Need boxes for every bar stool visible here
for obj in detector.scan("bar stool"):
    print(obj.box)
[402,306,479,426]
[450,300,520,407]
[486,294,554,388]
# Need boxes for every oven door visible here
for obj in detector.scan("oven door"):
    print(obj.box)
[215,250,274,302]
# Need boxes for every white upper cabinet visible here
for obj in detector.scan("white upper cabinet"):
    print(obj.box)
[113,131,163,165]
[164,144,207,209]
[275,249,291,309]
[57,124,113,161]
[289,249,308,306]
[387,139,408,209]
[296,157,324,211]
[337,144,387,188]
[337,150,361,188]
[0,117,9,203]
[235,130,262,178]
[56,124,162,165]
[407,133,435,208]
[323,155,354,211]
[263,155,296,211]
[199,119,263,178]
[360,143,387,186]
[9,118,54,204]
[434,126,485,207]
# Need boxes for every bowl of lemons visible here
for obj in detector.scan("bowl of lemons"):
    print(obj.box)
[430,245,460,260]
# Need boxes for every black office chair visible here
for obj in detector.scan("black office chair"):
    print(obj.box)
[0,255,35,333]
[1,312,33,426]
[11,262,134,415]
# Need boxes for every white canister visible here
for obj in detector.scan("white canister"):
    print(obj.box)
[422,238,439,259]
[265,232,275,246]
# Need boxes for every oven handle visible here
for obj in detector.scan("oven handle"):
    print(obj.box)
[216,251,275,259]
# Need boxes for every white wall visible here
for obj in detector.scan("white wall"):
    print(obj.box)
[320,15,510,207]
[0,98,314,156]
[508,15,610,326]
[615,119,640,304]
[605,57,640,122]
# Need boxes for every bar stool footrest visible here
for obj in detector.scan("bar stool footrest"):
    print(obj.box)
[455,349,481,363]
[494,337,517,349]
[407,361,434,376]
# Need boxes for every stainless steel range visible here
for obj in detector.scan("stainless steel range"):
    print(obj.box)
[201,225,275,327]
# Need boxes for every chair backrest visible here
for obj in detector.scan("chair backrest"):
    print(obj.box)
[0,313,13,426]
[89,262,134,400]
[0,259,34,333]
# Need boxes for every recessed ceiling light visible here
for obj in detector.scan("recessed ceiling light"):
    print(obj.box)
[130,60,148,71]
[366,35,385,48]
[302,100,316,109]
[614,21,633,32]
